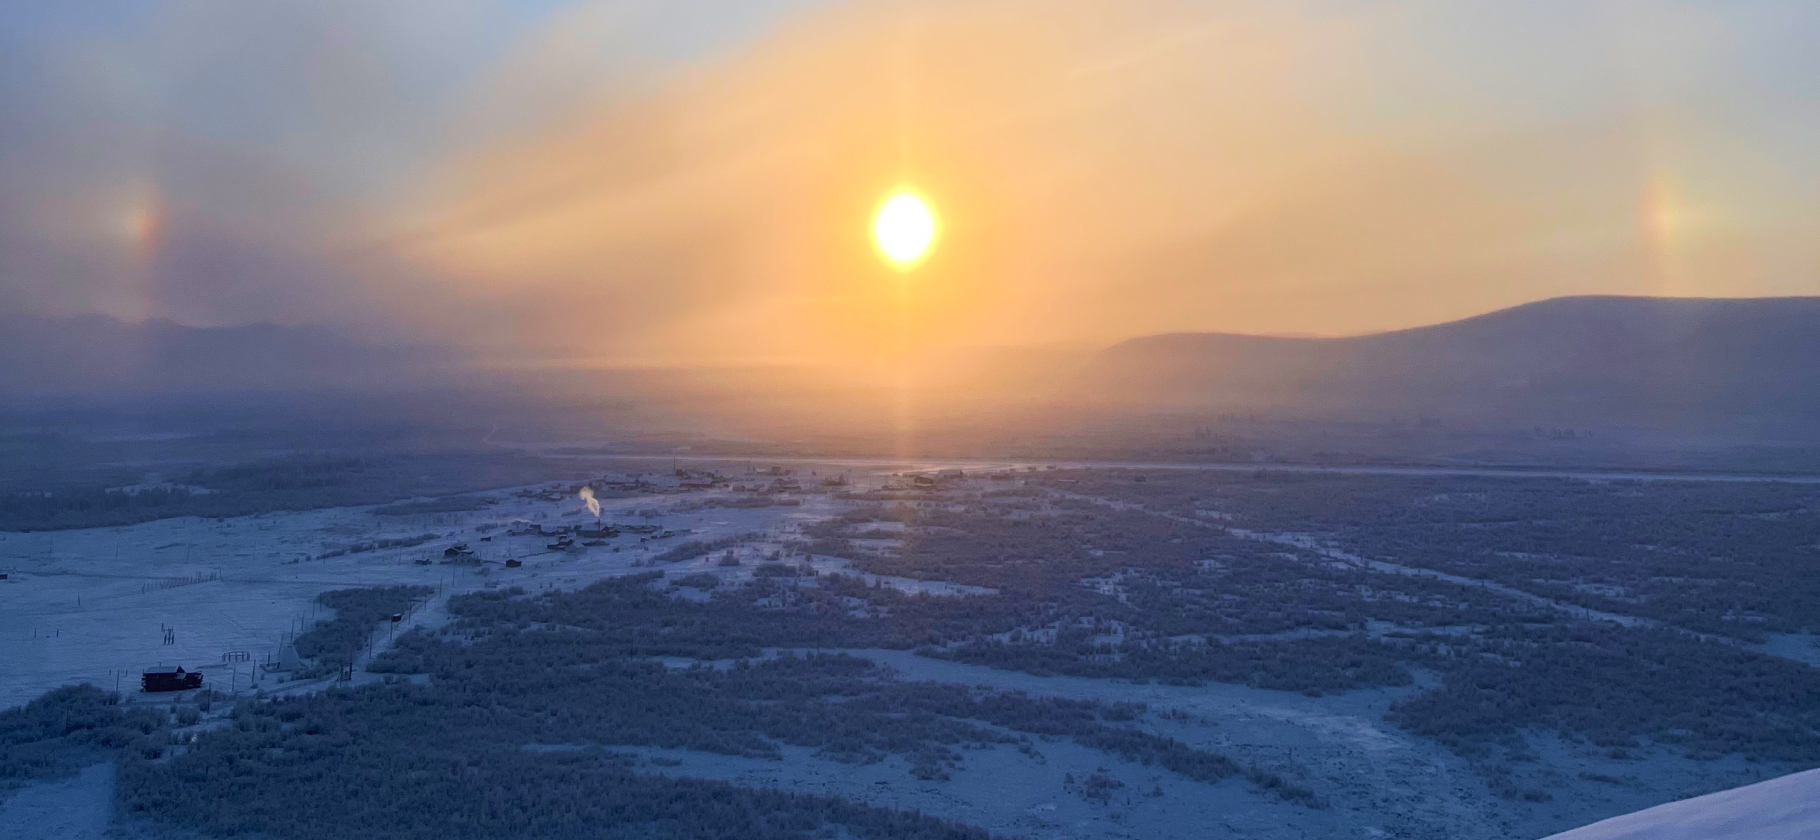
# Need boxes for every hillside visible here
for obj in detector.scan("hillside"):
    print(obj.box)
[1085,296,1820,433]
[1542,767,1820,840]
[0,315,459,402]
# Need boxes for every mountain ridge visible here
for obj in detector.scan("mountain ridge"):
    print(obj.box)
[1084,295,1820,434]
[0,314,462,401]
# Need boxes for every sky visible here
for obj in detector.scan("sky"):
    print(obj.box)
[3,0,1817,367]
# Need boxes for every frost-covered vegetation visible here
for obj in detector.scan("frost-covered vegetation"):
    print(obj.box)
[650,531,763,564]
[292,586,435,675]
[1386,625,1820,762]
[126,739,995,840]
[14,463,1820,837]
[0,685,163,791]
[370,495,498,516]
[0,452,568,531]
[798,473,1820,782]
[1006,471,1820,771]
[313,533,437,560]
[105,578,1317,839]
[1043,470,1820,640]
[372,619,1298,794]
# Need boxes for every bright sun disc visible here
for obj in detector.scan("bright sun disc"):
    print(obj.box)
[872,189,937,269]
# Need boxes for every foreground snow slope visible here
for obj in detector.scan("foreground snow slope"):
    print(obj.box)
[1542,768,1820,840]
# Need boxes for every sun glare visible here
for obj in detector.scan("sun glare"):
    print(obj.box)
[871,189,938,269]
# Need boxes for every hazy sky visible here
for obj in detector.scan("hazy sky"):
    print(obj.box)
[3,0,1817,365]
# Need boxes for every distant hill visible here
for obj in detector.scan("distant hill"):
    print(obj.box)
[0,315,460,403]
[1542,767,1820,840]
[1084,296,1820,434]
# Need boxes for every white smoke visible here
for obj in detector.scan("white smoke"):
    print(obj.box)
[579,486,601,519]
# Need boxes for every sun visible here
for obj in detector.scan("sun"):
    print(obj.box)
[871,188,938,270]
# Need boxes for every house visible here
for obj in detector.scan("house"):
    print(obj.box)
[142,665,203,692]
[597,474,645,490]
[675,468,725,489]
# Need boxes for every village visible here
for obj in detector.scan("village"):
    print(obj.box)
[0,460,1009,710]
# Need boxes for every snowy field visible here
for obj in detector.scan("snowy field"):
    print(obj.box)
[0,479,841,710]
[1,466,1807,840]
[0,763,112,840]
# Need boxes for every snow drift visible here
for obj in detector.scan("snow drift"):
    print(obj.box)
[1542,768,1820,840]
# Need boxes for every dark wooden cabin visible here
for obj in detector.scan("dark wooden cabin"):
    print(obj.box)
[142,665,204,692]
